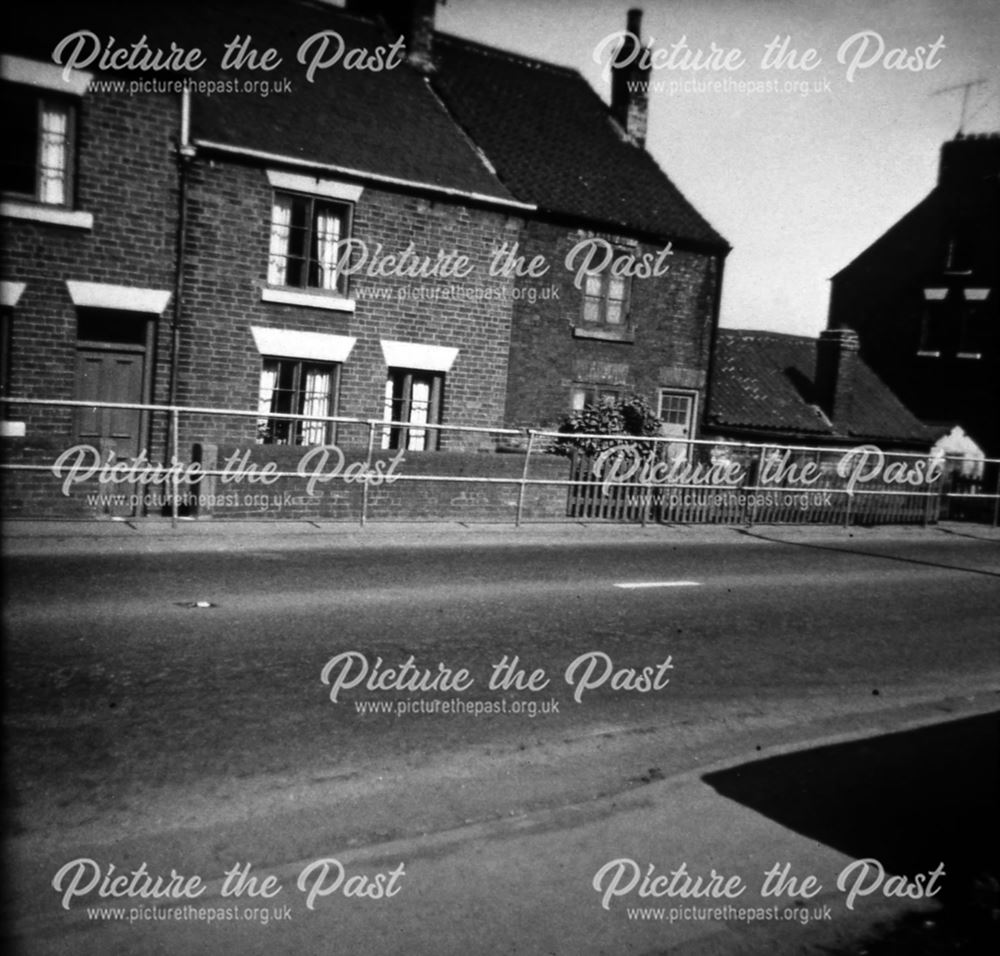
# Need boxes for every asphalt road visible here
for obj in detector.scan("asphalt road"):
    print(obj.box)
[3,531,999,954]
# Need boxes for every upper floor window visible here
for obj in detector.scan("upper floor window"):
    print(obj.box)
[582,266,629,326]
[2,84,74,207]
[267,192,351,295]
[257,357,339,445]
[943,227,974,274]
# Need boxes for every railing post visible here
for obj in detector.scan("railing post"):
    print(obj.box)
[748,445,766,528]
[361,420,377,528]
[515,430,535,528]
[171,406,179,529]
[993,463,1000,529]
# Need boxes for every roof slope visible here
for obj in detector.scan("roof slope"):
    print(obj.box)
[3,0,516,203]
[834,134,1000,280]
[708,330,932,445]
[431,33,728,249]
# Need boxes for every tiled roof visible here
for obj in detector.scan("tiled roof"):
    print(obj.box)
[3,0,517,204]
[431,33,728,249]
[708,330,932,445]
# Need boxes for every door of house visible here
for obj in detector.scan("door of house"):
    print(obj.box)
[74,321,150,515]
[76,349,144,454]
[658,389,696,440]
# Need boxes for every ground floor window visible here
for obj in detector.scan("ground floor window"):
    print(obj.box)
[382,368,443,450]
[570,385,623,411]
[256,358,339,445]
[0,308,10,399]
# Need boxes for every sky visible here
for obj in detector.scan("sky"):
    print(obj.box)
[436,0,1000,337]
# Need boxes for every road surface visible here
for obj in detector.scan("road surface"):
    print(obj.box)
[2,527,999,954]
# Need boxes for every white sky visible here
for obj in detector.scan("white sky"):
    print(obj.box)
[436,0,1000,337]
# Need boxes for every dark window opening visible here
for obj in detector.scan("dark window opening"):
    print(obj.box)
[570,385,623,411]
[919,298,950,354]
[1,83,74,206]
[0,309,11,400]
[943,230,973,274]
[958,301,988,357]
[77,309,148,347]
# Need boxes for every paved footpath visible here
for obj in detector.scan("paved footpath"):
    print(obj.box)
[4,517,999,556]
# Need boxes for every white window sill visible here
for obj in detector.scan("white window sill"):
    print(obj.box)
[261,286,356,312]
[0,421,26,438]
[1,200,93,230]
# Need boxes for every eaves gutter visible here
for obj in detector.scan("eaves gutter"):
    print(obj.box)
[192,139,537,214]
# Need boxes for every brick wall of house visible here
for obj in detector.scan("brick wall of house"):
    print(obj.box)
[503,219,721,431]
[1,90,180,439]
[176,156,520,451]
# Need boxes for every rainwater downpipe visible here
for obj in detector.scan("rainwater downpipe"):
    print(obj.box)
[168,86,194,464]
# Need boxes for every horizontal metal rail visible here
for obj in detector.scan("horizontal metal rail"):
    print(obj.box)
[2,396,997,527]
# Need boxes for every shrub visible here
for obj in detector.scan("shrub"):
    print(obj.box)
[556,395,662,457]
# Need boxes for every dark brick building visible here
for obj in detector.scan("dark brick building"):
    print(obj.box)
[827,133,1000,459]
[2,2,526,460]
[432,12,729,438]
[2,0,727,517]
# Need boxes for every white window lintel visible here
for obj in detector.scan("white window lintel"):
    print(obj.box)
[0,281,27,308]
[1,55,92,96]
[380,339,459,373]
[251,326,356,363]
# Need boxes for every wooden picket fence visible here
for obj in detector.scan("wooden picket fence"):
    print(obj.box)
[566,446,941,526]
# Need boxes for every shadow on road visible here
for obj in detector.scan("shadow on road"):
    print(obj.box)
[738,528,1000,579]
[704,712,1000,953]
[936,525,1000,544]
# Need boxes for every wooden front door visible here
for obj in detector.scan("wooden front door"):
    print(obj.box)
[75,346,146,515]
[76,349,145,456]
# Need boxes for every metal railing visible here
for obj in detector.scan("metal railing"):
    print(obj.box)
[2,396,998,528]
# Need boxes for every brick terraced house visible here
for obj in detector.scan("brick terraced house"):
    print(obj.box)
[432,8,729,438]
[1,0,727,519]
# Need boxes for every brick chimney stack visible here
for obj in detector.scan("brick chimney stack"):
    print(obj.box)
[938,132,1000,189]
[815,327,860,423]
[401,0,436,74]
[610,8,650,147]
[349,0,437,73]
